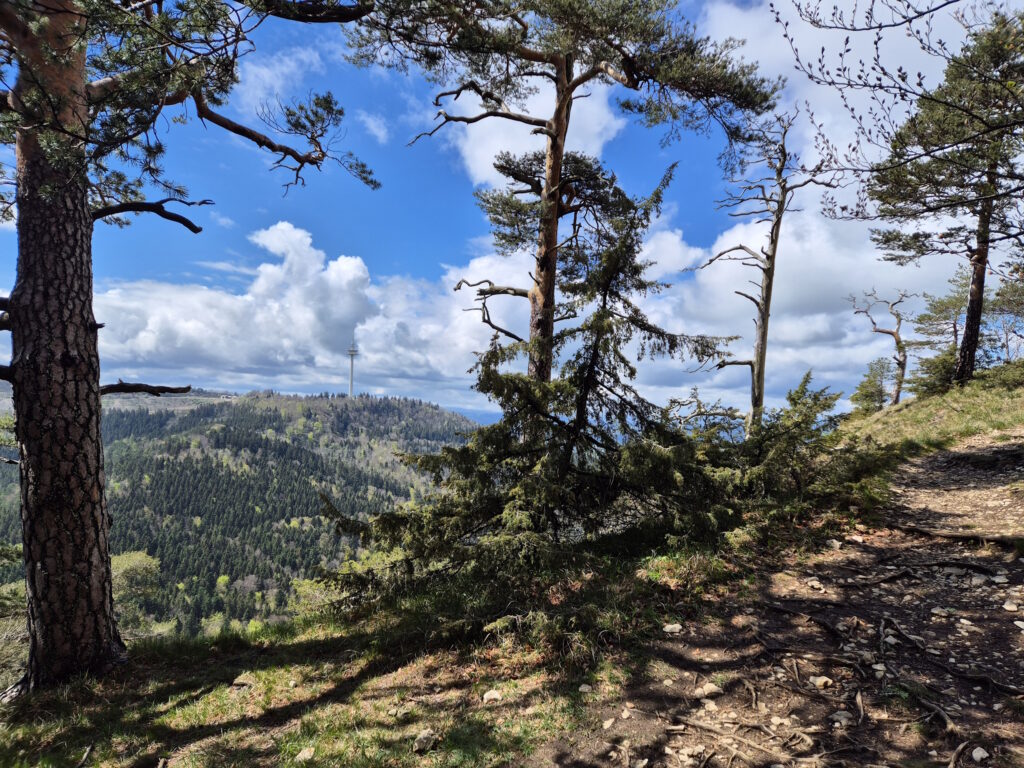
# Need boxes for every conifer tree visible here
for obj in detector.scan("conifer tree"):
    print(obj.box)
[0,0,378,695]
[850,358,894,414]
[350,0,777,381]
[868,12,1024,384]
[329,156,723,603]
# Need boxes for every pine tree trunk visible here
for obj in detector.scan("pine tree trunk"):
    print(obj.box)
[892,340,907,405]
[528,71,572,383]
[5,4,125,694]
[953,177,994,385]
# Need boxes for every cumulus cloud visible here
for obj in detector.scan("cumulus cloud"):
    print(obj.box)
[210,212,236,229]
[356,110,391,144]
[97,222,375,386]
[233,47,324,115]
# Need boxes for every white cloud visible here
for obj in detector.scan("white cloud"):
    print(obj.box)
[433,82,626,186]
[98,222,375,385]
[195,260,258,276]
[233,47,324,115]
[355,110,391,144]
[210,212,236,229]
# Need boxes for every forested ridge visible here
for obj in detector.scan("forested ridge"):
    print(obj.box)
[0,392,473,633]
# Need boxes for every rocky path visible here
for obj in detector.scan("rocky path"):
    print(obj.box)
[542,431,1024,768]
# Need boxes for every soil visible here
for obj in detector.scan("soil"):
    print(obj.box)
[539,429,1024,768]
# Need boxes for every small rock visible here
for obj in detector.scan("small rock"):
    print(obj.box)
[829,710,854,726]
[809,675,833,689]
[296,747,315,763]
[993,702,1005,711]
[621,707,632,719]
[602,717,616,730]
[482,689,502,704]
[827,539,842,550]
[289,679,298,689]
[663,679,675,687]
[701,699,719,712]
[412,729,437,753]
[578,684,593,693]
[992,575,1009,584]
[931,607,949,617]
[699,682,723,697]
[633,760,649,768]
[1014,620,1024,631]
[972,746,990,762]
[663,623,683,634]
[1004,601,1020,612]
[847,534,865,544]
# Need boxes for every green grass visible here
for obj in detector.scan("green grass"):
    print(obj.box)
[3,363,1023,767]
[842,364,1024,451]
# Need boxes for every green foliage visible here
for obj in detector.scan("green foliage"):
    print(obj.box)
[907,346,959,398]
[351,0,777,152]
[868,12,1024,264]
[851,358,895,414]
[740,373,842,505]
[0,393,473,635]
[326,158,726,613]
[111,551,162,632]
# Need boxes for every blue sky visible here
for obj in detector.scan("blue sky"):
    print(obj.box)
[0,3,979,415]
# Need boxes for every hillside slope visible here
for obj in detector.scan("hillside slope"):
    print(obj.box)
[1,376,1022,768]
[0,391,475,631]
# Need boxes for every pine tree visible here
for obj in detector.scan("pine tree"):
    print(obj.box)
[350,0,776,381]
[0,0,378,695]
[328,157,723,605]
[850,358,894,414]
[868,12,1024,384]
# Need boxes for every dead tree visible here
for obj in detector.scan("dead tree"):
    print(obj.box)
[705,113,836,430]
[849,289,915,405]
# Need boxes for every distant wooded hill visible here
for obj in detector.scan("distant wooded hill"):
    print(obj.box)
[0,391,474,631]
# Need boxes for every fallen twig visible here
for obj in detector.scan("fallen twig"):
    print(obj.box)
[948,740,970,768]
[669,717,791,763]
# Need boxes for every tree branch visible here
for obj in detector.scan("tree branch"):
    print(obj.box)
[193,92,328,184]
[248,0,374,23]
[92,198,213,233]
[455,279,529,299]
[411,108,551,144]
[717,359,754,369]
[99,381,192,397]
[0,365,11,382]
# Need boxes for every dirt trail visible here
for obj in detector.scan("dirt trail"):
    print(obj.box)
[541,430,1024,768]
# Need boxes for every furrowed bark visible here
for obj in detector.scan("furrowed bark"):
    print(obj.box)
[7,1,125,694]
[528,68,572,383]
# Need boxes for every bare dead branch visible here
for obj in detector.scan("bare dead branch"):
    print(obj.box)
[454,279,529,299]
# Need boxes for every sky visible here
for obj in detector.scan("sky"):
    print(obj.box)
[0,0,985,417]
